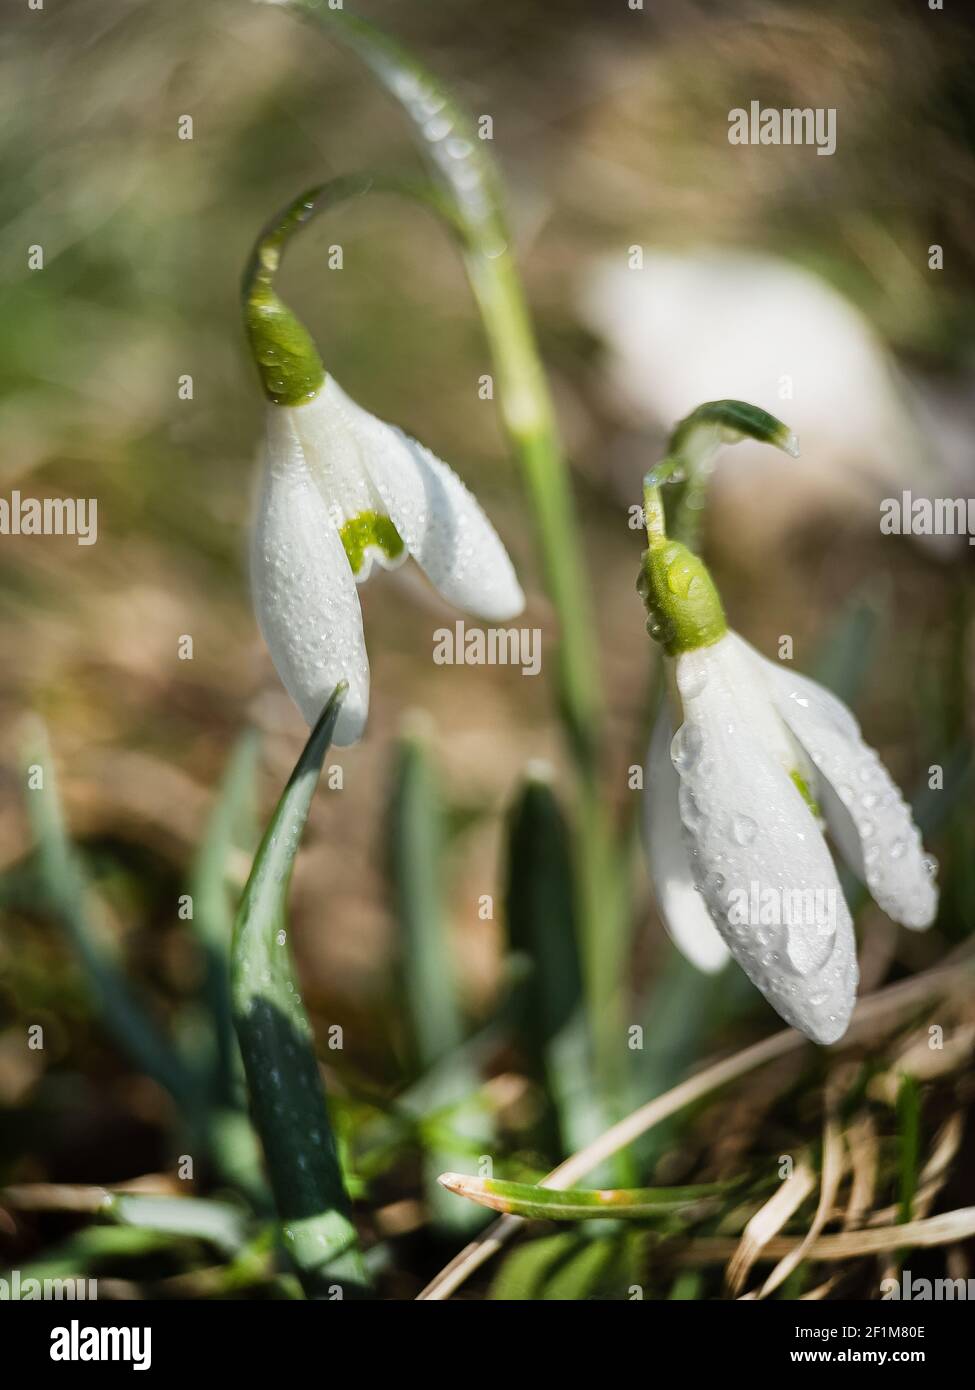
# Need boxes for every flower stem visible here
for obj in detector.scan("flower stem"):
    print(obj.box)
[255,2,626,1105]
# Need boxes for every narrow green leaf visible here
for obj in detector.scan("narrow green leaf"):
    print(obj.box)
[668,1270,704,1299]
[438,1173,726,1222]
[488,1230,645,1300]
[388,735,462,1068]
[103,1194,250,1258]
[182,730,268,1206]
[896,1073,921,1226]
[6,1226,183,1284]
[22,724,197,1110]
[504,770,604,1157]
[231,684,369,1297]
[189,728,261,1106]
[810,582,889,707]
[387,731,489,1234]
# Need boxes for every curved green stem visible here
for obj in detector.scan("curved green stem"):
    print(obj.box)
[242,171,455,405]
[260,0,603,767]
[651,399,799,546]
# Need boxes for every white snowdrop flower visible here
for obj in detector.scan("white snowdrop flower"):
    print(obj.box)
[244,216,524,746]
[639,403,938,1045]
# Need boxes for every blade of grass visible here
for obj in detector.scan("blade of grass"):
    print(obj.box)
[437,1173,727,1221]
[809,581,889,706]
[231,683,369,1297]
[388,730,489,1234]
[102,1194,250,1258]
[21,722,198,1111]
[505,767,609,1163]
[417,951,974,1297]
[183,730,268,1206]
[896,1073,921,1226]
[189,728,260,1106]
[488,1230,644,1300]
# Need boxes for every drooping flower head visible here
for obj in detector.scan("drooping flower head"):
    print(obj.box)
[243,184,524,745]
[640,402,938,1044]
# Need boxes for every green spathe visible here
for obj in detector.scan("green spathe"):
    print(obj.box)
[637,399,798,655]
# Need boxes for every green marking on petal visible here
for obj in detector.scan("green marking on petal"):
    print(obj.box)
[790,768,822,818]
[339,511,405,576]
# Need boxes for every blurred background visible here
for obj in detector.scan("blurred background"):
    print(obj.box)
[1,0,973,1299]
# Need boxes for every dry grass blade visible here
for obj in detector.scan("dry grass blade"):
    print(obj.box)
[843,1113,879,1230]
[869,1022,975,1105]
[800,1275,843,1299]
[726,1159,816,1296]
[750,1113,846,1300]
[2,1175,176,1213]
[706,1206,975,1263]
[417,952,974,1300]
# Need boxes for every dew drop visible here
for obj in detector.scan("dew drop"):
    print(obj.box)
[677,663,708,699]
[671,723,704,772]
[732,814,757,846]
[678,784,705,833]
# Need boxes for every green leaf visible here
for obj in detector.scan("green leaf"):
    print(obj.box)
[231,684,369,1297]
[103,1194,250,1258]
[387,730,489,1234]
[388,734,462,1068]
[438,1173,726,1223]
[896,1073,921,1226]
[504,770,603,1157]
[22,724,197,1111]
[182,730,268,1206]
[810,581,889,707]
[489,1231,645,1300]
[7,1226,184,1283]
[189,728,261,1106]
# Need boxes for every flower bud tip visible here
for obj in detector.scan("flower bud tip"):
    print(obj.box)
[780,428,800,459]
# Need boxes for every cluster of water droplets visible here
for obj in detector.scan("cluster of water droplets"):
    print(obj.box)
[668,643,857,1044]
[252,411,370,737]
[390,68,507,257]
[800,725,938,930]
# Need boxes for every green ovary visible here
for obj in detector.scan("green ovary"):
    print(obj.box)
[339,512,405,575]
[641,540,727,655]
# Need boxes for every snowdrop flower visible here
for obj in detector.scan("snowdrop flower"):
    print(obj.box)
[640,402,938,1044]
[243,206,524,745]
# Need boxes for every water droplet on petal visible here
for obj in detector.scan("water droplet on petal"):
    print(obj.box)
[732,814,758,846]
[671,724,704,772]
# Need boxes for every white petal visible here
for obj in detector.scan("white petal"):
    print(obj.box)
[671,634,858,1044]
[325,378,525,620]
[739,635,938,932]
[290,379,407,582]
[644,710,730,974]
[251,407,370,745]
